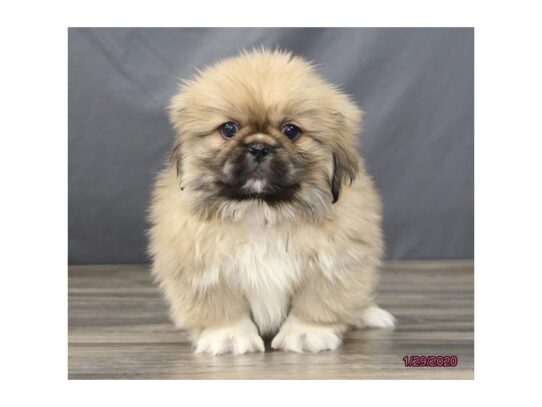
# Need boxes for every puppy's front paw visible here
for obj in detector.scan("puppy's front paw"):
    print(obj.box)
[271,315,344,353]
[195,317,265,355]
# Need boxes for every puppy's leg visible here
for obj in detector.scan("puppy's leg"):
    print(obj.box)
[271,261,395,353]
[271,269,367,353]
[158,275,264,355]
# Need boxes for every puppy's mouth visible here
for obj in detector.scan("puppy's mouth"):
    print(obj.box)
[216,177,300,203]
[242,178,268,194]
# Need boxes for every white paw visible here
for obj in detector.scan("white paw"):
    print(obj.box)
[194,317,265,355]
[356,305,396,328]
[271,315,344,353]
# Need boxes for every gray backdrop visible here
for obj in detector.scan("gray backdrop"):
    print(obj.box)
[68,27,473,264]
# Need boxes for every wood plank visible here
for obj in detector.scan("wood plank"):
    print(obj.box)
[68,261,474,379]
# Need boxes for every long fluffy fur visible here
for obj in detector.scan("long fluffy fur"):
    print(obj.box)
[148,49,394,354]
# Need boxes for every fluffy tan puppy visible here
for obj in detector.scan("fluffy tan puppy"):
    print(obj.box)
[148,49,395,355]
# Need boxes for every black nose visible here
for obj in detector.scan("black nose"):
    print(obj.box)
[247,143,270,162]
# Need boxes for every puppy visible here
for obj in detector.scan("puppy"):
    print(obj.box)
[148,49,395,355]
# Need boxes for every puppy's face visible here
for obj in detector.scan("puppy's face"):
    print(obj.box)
[169,51,362,222]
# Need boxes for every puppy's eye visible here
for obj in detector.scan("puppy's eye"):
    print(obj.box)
[219,121,239,139]
[281,123,302,141]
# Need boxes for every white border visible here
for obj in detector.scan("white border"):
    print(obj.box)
[2,0,541,405]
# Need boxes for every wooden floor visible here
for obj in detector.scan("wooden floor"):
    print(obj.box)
[68,261,473,379]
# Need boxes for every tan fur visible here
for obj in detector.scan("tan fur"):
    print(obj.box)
[148,49,394,354]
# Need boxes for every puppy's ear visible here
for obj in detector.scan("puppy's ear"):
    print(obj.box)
[170,141,184,190]
[331,145,360,203]
[328,107,362,203]
[168,91,189,190]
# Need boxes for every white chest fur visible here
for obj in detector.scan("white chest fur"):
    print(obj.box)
[224,210,302,335]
